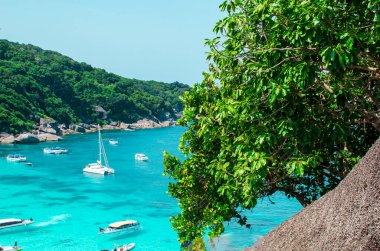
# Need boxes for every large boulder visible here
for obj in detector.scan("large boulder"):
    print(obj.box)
[0,135,15,144]
[39,126,57,134]
[129,119,160,129]
[246,138,380,251]
[37,133,62,142]
[15,133,40,143]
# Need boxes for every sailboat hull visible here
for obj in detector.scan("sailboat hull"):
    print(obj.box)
[83,163,114,175]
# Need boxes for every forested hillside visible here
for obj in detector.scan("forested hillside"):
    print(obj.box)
[0,39,190,133]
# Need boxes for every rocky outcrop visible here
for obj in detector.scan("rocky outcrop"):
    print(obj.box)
[0,134,15,144]
[14,133,40,144]
[1,118,177,144]
[246,138,380,251]
[37,133,62,142]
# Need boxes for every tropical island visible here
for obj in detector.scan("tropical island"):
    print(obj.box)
[0,39,190,143]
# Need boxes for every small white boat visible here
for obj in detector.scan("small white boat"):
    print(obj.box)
[43,147,69,154]
[135,153,148,161]
[109,139,118,145]
[98,220,140,235]
[113,243,135,251]
[83,125,115,175]
[6,154,26,162]
[0,242,22,251]
[0,218,33,230]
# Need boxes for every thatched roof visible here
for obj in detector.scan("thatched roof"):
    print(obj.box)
[246,138,380,251]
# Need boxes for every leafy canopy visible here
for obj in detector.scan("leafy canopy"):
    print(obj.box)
[164,0,380,245]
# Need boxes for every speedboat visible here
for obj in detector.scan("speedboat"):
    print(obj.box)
[98,220,140,235]
[134,153,148,161]
[43,147,69,154]
[114,243,135,251]
[109,139,118,145]
[0,218,33,230]
[101,243,135,251]
[6,154,26,162]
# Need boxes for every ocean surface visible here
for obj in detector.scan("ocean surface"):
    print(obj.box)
[0,127,302,250]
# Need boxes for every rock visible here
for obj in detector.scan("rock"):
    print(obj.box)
[129,119,160,129]
[0,132,11,138]
[247,138,380,251]
[39,126,57,134]
[37,133,62,142]
[15,133,40,144]
[74,125,86,133]
[1,135,15,144]
[119,122,131,130]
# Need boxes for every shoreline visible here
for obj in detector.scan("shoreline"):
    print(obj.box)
[0,118,177,144]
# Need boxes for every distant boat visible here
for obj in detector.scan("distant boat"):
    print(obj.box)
[113,243,136,251]
[135,153,148,161]
[109,139,118,145]
[43,147,69,154]
[83,125,115,175]
[6,154,26,162]
[98,220,140,235]
[0,218,33,230]
[0,241,22,251]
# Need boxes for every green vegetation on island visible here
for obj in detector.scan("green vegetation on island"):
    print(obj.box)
[0,39,190,133]
[163,0,379,247]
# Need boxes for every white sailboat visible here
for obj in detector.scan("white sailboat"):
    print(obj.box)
[83,125,115,175]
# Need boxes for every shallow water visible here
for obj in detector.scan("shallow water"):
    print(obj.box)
[0,127,302,250]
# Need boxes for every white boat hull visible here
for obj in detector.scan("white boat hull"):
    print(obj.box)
[83,163,114,175]
[99,225,141,234]
[0,219,33,230]
[43,149,69,154]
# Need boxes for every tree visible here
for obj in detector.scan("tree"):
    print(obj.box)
[163,0,380,246]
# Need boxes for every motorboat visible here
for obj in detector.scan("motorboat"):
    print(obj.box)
[101,243,135,251]
[98,220,140,235]
[43,147,69,154]
[109,139,118,145]
[6,154,26,162]
[113,243,135,251]
[0,218,33,230]
[134,153,148,161]
[83,125,115,175]
[0,241,22,251]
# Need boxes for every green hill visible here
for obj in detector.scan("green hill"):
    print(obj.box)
[0,39,190,133]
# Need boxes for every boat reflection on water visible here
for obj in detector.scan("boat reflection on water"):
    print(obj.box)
[82,172,106,184]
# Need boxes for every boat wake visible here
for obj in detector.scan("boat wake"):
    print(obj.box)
[34,214,71,227]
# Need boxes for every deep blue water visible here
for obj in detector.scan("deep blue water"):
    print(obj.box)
[0,127,302,250]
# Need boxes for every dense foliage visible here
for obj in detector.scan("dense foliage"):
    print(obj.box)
[0,39,190,133]
[164,0,380,246]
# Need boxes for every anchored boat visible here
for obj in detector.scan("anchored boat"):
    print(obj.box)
[6,154,26,162]
[43,147,69,154]
[98,220,140,235]
[83,125,115,175]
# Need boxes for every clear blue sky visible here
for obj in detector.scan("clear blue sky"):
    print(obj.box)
[0,0,223,85]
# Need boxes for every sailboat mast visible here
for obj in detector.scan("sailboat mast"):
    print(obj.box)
[98,124,102,165]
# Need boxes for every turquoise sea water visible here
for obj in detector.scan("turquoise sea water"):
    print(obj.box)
[0,127,302,250]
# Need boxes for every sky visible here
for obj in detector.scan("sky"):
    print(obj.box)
[0,0,223,85]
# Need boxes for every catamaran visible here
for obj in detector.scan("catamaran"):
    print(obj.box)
[83,125,114,175]
[98,220,140,235]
